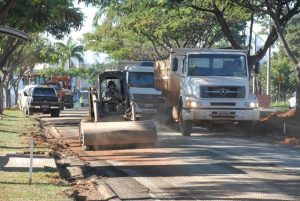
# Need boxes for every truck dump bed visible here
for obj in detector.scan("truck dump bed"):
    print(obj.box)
[154,59,171,92]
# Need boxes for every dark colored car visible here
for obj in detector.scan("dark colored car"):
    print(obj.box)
[63,90,74,108]
[24,86,60,117]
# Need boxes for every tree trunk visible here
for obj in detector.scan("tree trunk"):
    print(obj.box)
[5,87,10,108]
[0,0,17,23]
[13,79,20,107]
[296,64,300,118]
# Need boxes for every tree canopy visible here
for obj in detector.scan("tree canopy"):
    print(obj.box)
[83,0,242,60]
[0,0,85,113]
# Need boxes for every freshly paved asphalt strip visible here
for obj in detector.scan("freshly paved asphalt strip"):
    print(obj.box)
[41,109,300,201]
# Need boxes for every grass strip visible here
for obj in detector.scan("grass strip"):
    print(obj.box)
[0,109,73,201]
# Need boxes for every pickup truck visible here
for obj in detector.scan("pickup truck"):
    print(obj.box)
[23,86,60,117]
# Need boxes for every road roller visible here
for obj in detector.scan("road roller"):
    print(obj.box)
[79,71,157,150]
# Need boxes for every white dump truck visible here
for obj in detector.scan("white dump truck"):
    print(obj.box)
[154,48,260,136]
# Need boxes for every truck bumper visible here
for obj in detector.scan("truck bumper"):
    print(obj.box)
[182,108,260,121]
[135,105,157,114]
[29,105,60,113]
[30,106,59,109]
[138,108,157,114]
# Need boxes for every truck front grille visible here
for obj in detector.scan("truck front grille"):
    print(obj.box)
[201,86,245,98]
[211,102,235,106]
[132,94,160,108]
[211,111,236,119]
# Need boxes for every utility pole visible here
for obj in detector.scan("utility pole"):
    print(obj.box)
[253,34,257,94]
[267,19,272,95]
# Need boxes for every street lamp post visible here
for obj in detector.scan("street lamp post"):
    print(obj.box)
[267,45,271,95]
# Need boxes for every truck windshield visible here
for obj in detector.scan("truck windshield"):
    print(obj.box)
[188,54,247,77]
[48,83,62,91]
[33,88,56,96]
[128,72,154,88]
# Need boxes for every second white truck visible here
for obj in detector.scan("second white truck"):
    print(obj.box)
[118,61,162,120]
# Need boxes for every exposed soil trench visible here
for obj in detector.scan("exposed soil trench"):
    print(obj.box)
[35,121,125,201]
[35,108,300,200]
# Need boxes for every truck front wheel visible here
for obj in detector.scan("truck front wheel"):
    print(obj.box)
[179,111,192,136]
[50,109,60,117]
[239,121,258,135]
[157,102,172,124]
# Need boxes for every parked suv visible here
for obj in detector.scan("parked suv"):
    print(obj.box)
[24,86,60,117]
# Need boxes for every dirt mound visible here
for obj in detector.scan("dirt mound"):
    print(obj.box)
[257,109,300,145]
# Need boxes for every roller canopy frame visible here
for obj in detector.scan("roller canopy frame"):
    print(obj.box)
[0,26,30,41]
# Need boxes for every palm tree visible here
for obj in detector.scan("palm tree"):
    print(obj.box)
[55,37,84,69]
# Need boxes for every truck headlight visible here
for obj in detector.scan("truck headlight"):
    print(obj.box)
[186,99,201,109]
[186,99,191,109]
[245,102,258,108]
[250,102,257,108]
[191,101,198,108]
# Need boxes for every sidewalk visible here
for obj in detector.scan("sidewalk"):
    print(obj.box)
[0,110,72,201]
[0,154,56,171]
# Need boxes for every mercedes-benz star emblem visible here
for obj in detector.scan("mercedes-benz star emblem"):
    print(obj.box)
[146,95,153,101]
[219,88,228,96]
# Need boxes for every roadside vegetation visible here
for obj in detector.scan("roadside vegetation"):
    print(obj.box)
[0,109,72,201]
[1,1,300,115]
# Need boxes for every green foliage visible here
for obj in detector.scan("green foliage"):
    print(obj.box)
[54,37,84,68]
[259,50,296,102]
[37,62,116,86]
[39,67,66,77]
[83,0,236,60]
[285,14,300,60]
[30,35,60,64]
[257,13,300,103]
[4,0,84,39]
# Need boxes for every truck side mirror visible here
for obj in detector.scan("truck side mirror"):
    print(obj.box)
[172,58,178,71]
[254,61,260,74]
[23,91,28,96]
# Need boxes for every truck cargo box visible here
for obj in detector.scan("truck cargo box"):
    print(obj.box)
[154,60,171,92]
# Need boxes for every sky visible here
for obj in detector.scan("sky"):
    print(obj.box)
[70,2,98,40]
[70,2,109,65]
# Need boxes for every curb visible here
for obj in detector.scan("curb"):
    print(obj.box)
[47,125,121,200]
[95,179,121,201]
[49,126,62,138]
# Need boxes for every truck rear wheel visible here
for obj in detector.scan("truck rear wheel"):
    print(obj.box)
[179,111,192,136]
[157,102,172,124]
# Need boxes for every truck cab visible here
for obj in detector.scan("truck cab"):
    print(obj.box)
[125,65,161,118]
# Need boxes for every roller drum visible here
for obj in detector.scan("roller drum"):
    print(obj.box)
[80,120,157,147]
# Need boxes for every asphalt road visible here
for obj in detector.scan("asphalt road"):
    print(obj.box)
[41,109,300,201]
